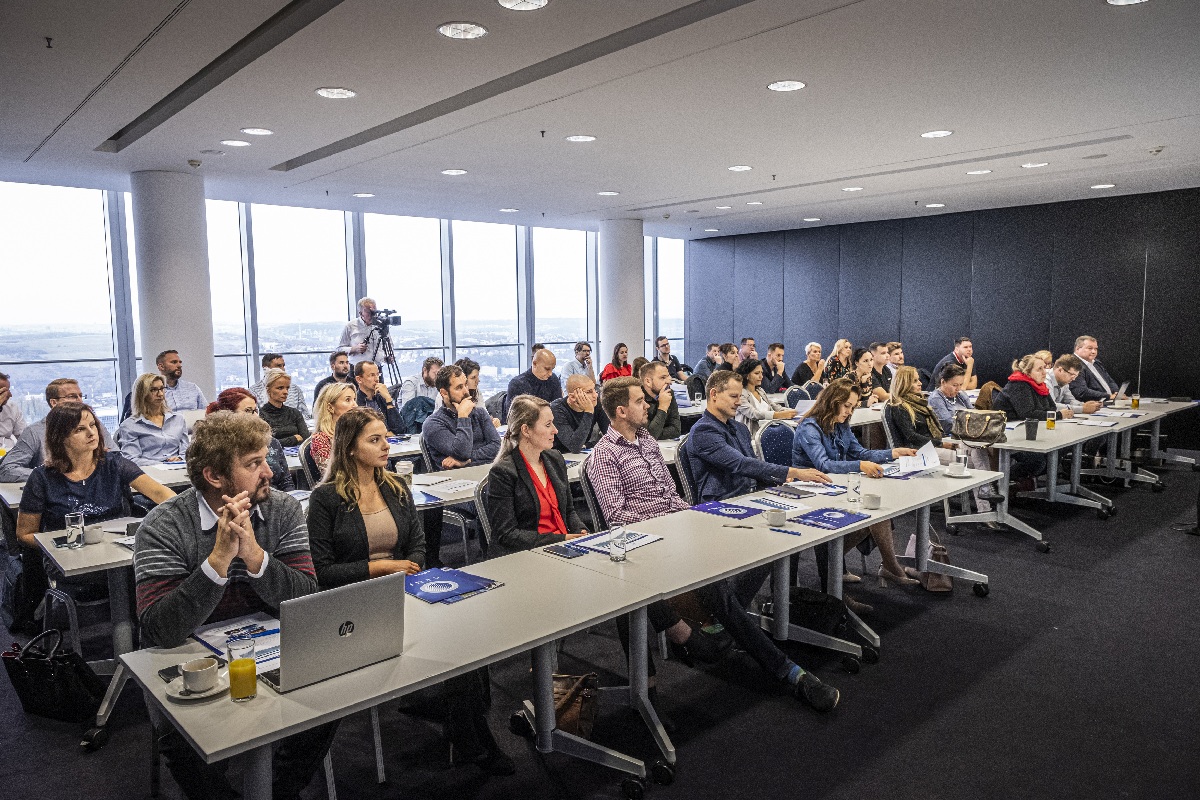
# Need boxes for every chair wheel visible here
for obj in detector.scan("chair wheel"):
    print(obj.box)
[861,644,880,664]
[508,711,534,739]
[1036,541,1052,553]
[946,524,959,536]
[1152,482,1166,494]
[1097,507,1112,520]
[841,655,861,674]
[651,759,676,785]
[1192,463,1200,473]
[973,582,990,598]
[81,727,109,752]
[622,776,647,799]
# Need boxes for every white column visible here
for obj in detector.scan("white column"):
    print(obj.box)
[129,170,216,397]
[598,219,645,368]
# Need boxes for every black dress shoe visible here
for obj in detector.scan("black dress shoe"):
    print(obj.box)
[667,624,733,666]
[793,672,840,713]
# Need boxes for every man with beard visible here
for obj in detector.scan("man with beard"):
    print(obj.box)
[156,349,208,411]
[312,351,353,405]
[133,411,332,799]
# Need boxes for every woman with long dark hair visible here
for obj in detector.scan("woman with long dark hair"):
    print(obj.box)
[599,342,632,382]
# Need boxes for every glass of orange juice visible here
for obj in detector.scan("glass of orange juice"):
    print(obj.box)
[227,636,257,702]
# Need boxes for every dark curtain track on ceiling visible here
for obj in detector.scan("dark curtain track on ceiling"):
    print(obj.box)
[684,187,1200,447]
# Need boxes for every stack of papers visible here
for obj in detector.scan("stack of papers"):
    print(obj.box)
[771,481,845,497]
[691,501,764,520]
[157,461,189,470]
[747,496,811,512]
[416,477,478,499]
[1076,419,1119,428]
[405,568,503,604]
[193,612,281,671]
[789,508,872,530]
[1093,410,1145,418]
[569,529,662,554]
[887,442,940,478]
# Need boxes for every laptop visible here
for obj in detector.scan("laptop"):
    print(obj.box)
[1103,381,1130,406]
[259,571,406,693]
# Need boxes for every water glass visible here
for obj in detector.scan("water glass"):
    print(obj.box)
[227,636,257,702]
[692,392,702,405]
[608,527,628,562]
[846,472,862,504]
[65,512,85,549]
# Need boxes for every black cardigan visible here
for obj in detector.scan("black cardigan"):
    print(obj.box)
[306,481,425,589]
[260,401,310,445]
[883,404,941,449]
[485,448,585,558]
[994,380,1059,421]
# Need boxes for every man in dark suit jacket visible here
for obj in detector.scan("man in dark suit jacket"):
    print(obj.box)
[1068,335,1122,402]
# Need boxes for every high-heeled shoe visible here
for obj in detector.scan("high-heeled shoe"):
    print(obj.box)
[878,565,920,588]
[842,571,861,584]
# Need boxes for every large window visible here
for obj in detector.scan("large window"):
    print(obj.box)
[656,237,685,360]
[207,200,250,390]
[250,204,349,401]
[532,227,589,376]
[452,221,520,396]
[364,214,446,382]
[0,182,120,427]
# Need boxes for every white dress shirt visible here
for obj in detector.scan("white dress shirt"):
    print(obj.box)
[0,399,26,451]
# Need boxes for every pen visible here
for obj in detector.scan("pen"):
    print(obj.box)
[722,524,753,529]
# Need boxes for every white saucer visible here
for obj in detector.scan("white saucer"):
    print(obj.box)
[944,469,973,479]
[165,673,229,702]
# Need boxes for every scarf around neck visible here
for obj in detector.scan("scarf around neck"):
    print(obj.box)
[1008,371,1049,396]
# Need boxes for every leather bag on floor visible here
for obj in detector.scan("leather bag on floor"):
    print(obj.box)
[2,629,106,723]
[905,534,954,593]
[552,672,599,739]
[952,409,1007,445]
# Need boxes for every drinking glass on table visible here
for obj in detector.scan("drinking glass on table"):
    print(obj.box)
[846,472,862,503]
[609,527,628,562]
[692,392,702,405]
[1046,411,1056,430]
[1131,394,1140,410]
[65,512,85,549]
[227,636,257,702]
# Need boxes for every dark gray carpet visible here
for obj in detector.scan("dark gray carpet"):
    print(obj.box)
[3,459,1198,800]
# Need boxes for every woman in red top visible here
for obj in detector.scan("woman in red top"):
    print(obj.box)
[485,395,588,557]
[599,342,632,383]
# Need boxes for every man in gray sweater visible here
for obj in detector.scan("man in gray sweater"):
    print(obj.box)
[133,412,332,800]
[423,365,501,469]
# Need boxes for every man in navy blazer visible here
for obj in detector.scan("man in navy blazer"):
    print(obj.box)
[1068,335,1124,403]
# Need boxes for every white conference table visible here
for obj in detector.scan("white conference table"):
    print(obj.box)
[120,551,661,797]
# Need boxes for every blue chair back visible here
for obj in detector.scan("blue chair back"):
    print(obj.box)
[785,385,804,408]
[796,382,823,402]
[755,421,794,467]
[674,434,699,505]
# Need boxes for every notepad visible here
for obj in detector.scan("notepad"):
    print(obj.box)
[691,501,764,519]
[789,508,872,530]
[193,612,281,671]
[772,481,845,497]
[418,479,477,499]
[569,529,662,555]
[405,568,502,604]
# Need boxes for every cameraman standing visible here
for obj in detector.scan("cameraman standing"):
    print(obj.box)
[339,297,381,366]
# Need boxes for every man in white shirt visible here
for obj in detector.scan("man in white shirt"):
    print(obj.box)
[1045,354,1102,417]
[560,341,597,386]
[338,297,384,366]
[1069,335,1124,402]
[400,356,443,405]
[0,372,26,451]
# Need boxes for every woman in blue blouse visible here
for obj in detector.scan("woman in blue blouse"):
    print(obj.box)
[116,373,189,465]
[792,378,918,588]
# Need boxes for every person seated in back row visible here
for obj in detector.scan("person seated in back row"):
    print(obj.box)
[355,361,405,435]
[653,336,691,381]
[791,342,826,387]
[503,348,562,423]
[734,358,796,436]
[692,343,724,384]
[550,374,606,453]
[931,336,978,392]
[117,372,190,465]
[1044,354,1102,417]
[760,343,791,394]
[639,360,681,440]
[991,354,1055,478]
[1069,335,1124,402]
[250,353,309,418]
[258,368,310,446]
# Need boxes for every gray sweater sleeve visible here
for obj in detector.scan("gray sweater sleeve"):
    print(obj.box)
[552,402,593,453]
[0,424,40,482]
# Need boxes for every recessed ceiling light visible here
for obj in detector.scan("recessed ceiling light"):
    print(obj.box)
[1091,183,1116,189]
[728,165,752,172]
[597,191,620,196]
[499,0,549,8]
[767,80,806,92]
[199,149,225,156]
[746,201,763,206]
[921,130,954,138]
[438,22,488,39]
[716,206,732,210]
[1021,162,1049,169]
[704,228,719,232]
[352,193,374,198]
[803,217,820,222]
[315,87,356,99]
[842,186,863,192]
[564,135,596,142]
[240,127,273,136]
[966,169,992,175]
[499,208,520,212]
[1106,0,1149,5]
[926,203,946,208]
[220,140,250,147]
[441,169,468,176]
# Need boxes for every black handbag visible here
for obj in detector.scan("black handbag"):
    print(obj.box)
[2,629,107,723]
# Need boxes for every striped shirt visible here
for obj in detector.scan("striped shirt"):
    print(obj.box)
[133,487,317,647]
[586,426,687,527]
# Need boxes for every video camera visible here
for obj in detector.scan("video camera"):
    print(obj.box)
[371,309,402,329]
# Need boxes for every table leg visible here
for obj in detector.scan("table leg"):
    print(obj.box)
[93,661,129,727]
[770,557,789,641]
[242,744,273,800]
[628,607,675,765]
[945,450,1046,542]
[828,535,877,648]
[915,505,989,584]
[1046,450,1059,503]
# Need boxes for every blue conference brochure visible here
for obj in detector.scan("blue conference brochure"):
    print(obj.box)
[691,501,764,520]
[405,568,502,604]
[789,508,872,530]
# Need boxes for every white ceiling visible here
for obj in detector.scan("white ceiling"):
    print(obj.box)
[2,0,1198,238]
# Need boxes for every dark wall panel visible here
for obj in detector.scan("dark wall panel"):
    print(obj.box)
[782,227,841,356]
[685,237,736,358]
[1142,189,1200,398]
[733,233,785,350]
[838,220,904,348]
[900,215,974,378]
[1046,197,1151,388]
[968,206,1056,386]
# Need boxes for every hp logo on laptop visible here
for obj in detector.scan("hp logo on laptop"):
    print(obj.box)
[338,621,355,637]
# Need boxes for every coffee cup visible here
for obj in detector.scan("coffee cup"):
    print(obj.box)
[1024,418,1039,440]
[862,494,881,510]
[82,524,105,545]
[948,461,967,477]
[181,657,219,694]
[765,509,786,526]
[393,460,414,487]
